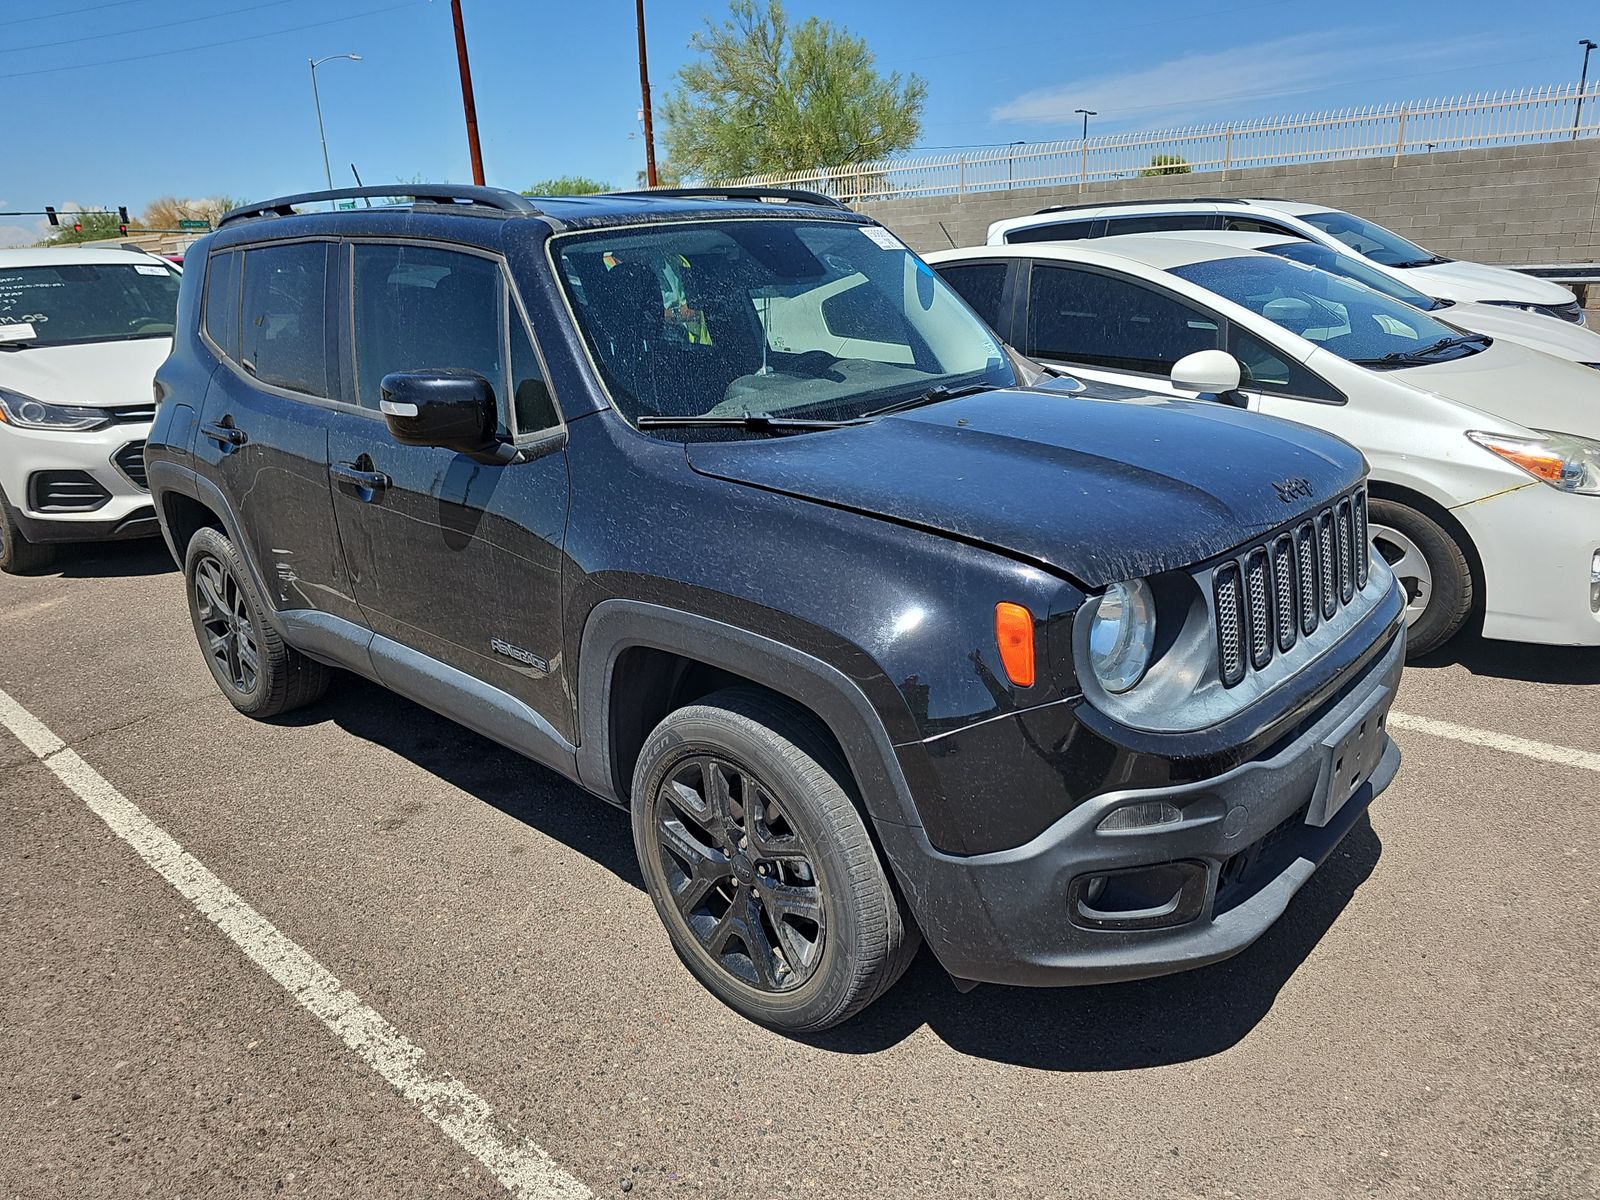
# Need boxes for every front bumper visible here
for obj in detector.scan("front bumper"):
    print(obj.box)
[0,420,156,544]
[875,620,1405,988]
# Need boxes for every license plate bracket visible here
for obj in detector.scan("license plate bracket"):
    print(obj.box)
[1308,685,1393,828]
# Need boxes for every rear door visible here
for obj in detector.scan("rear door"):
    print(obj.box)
[194,240,362,625]
[325,239,572,737]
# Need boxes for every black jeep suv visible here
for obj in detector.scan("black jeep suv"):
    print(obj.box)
[146,185,1405,1031]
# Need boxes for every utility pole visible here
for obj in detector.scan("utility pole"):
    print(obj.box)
[635,0,659,187]
[450,0,486,185]
[1577,39,1597,140]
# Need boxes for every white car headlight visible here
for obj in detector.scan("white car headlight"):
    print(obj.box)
[1467,431,1600,496]
[0,388,112,432]
[1087,578,1157,693]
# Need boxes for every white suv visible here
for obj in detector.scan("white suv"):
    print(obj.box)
[0,247,180,573]
[986,198,1585,324]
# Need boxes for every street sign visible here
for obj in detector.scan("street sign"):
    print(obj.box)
[335,201,358,211]
[178,220,210,230]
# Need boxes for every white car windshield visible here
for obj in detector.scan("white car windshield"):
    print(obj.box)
[1263,240,1446,311]
[1171,255,1487,368]
[1296,210,1442,269]
[555,219,1013,433]
[0,261,181,347]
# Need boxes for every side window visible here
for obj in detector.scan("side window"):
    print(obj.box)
[350,243,505,415]
[935,262,1009,332]
[1006,219,1095,244]
[1101,213,1216,236]
[240,242,330,397]
[1229,327,1343,403]
[1026,264,1220,373]
[509,306,559,435]
[203,251,239,358]
[1225,217,1298,236]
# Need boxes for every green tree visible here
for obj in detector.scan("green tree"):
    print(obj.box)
[522,175,612,196]
[1139,153,1192,177]
[660,0,926,181]
[40,212,122,245]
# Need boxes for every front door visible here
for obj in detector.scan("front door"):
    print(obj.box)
[326,240,573,740]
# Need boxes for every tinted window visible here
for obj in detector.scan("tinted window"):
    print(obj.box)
[1228,327,1342,402]
[1102,213,1217,236]
[203,251,239,358]
[1297,210,1437,268]
[1026,264,1220,373]
[1006,219,1095,244]
[351,244,504,414]
[935,262,1009,331]
[509,308,558,435]
[0,261,180,347]
[1263,239,1443,310]
[240,242,330,396]
[1224,217,1299,236]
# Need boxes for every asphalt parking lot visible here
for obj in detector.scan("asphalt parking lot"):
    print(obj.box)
[3,540,1597,1200]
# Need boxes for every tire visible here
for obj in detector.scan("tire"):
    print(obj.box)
[184,526,332,718]
[631,687,919,1032]
[0,487,56,575]
[1369,499,1473,659]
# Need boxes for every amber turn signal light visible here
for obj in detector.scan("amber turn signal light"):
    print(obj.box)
[994,602,1035,688]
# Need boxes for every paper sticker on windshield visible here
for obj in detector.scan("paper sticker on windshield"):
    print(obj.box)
[0,322,36,343]
[861,226,906,251]
[135,264,169,276]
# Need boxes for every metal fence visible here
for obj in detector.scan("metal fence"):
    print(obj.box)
[721,83,1600,203]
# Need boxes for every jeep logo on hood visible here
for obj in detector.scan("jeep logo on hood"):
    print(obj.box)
[1273,477,1315,504]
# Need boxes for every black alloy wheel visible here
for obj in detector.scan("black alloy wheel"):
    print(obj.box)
[192,550,261,696]
[653,754,827,992]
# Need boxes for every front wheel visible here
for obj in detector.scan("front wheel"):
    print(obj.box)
[0,488,56,575]
[631,688,918,1032]
[1369,499,1473,659]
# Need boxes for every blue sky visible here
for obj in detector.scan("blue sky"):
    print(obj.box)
[2,0,1596,246]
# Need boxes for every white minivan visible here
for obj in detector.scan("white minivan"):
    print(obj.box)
[0,247,180,573]
[929,237,1600,657]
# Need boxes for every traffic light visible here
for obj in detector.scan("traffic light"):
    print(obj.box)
[117,206,129,235]
[45,205,58,227]
[72,220,82,234]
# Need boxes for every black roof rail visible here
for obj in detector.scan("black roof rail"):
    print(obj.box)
[605,186,852,211]
[218,185,543,227]
[1029,196,1255,216]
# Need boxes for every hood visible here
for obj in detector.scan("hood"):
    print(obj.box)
[1443,302,1600,365]
[1391,339,1600,438]
[0,337,171,407]
[1399,259,1574,306]
[686,387,1365,588]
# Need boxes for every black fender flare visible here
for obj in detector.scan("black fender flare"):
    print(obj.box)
[149,462,284,636]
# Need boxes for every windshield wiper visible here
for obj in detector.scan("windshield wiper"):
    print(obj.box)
[636,413,867,433]
[862,382,995,419]
[1355,333,1489,367]
[1391,255,1451,269]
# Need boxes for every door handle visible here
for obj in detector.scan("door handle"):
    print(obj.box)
[200,421,247,447]
[330,461,391,493]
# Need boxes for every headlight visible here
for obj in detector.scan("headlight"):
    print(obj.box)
[1467,430,1600,495]
[0,388,111,431]
[1087,578,1157,693]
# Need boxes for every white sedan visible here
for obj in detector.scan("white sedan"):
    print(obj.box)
[928,236,1600,657]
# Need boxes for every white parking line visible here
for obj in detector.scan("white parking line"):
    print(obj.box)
[0,686,590,1200]
[1389,710,1600,773]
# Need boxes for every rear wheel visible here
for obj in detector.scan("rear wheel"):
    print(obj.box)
[0,488,56,575]
[1369,499,1473,658]
[631,687,918,1032]
[184,526,331,717]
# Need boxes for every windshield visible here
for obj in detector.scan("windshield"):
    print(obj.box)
[554,219,1013,431]
[1296,210,1438,268]
[1171,255,1481,367]
[0,261,181,347]
[1263,240,1445,310]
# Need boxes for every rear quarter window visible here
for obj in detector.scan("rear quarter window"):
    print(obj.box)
[203,251,240,358]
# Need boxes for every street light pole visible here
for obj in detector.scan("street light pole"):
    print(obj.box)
[450,0,486,185]
[1577,39,1597,140]
[309,54,362,199]
[1074,108,1096,192]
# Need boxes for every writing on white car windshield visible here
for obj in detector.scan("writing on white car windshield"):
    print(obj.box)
[554,219,1014,436]
[1171,256,1487,369]
[0,262,181,347]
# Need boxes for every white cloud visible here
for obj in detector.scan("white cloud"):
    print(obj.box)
[992,30,1508,132]
[0,219,48,250]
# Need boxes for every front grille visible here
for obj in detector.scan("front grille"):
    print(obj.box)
[113,441,148,490]
[1212,486,1370,687]
[1552,299,1584,324]
[106,403,157,424]
[28,470,110,512]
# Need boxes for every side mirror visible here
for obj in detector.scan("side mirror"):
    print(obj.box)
[1170,350,1248,408]
[379,370,499,456]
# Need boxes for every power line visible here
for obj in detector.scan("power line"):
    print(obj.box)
[0,0,305,56]
[0,0,154,30]
[0,0,427,81]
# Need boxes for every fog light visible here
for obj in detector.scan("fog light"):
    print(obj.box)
[1097,800,1182,832]
[1591,551,1600,613]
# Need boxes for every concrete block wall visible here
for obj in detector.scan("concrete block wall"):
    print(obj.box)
[858,140,1600,289]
